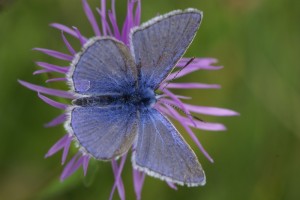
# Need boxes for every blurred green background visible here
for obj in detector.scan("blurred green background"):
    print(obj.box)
[0,0,299,199]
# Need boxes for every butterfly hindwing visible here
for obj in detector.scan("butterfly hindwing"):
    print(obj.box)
[132,108,205,186]
[69,37,137,96]
[68,105,137,160]
[130,9,202,89]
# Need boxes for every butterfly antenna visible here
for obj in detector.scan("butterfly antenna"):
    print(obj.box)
[158,100,205,124]
[161,57,195,91]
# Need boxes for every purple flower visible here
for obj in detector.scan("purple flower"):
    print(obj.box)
[19,0,238,199]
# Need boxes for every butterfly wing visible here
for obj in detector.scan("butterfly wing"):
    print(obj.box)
[130,9,202,89]
[67,105,137,160]
[132,108,205,186]
[69,37,137,96]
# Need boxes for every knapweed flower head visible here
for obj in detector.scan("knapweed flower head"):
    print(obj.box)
[19,0,238,199]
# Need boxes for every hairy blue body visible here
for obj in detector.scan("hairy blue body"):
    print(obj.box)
[73,87,156,108]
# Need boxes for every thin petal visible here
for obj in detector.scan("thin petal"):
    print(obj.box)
[44,114,67,128]
[186,119,227,131]
[51,23,79,38]
[164,83,221,89]
[33,69,51,75]
[158,94,191,100]
[184,103,240,116]
[96,8,113,36]
[62,31,76,55]
[108,10,121,40]
[160,99,227,131]
[134,0,141,26]
[100,0,107,35]
[33,48,73,61]
[178,58,218,66]
[82,0,101,36]
[109,155,127,200]
[45,134,69,158]
[162,89,196,127]
[73,26,87,45]
[121,19,129,44]
[35,62,69,74]
[46,78,68,83]
[60,153,82,181]
[133,169,145,200]
[82,155,90,176]
[38,93,68,110]
[62,136,72,165]
[18,80,74,99]
[174,95,192,100]
[161,98,238,117]
[167,60,223,80]
[166,181,178,190]
[122,0,135,44]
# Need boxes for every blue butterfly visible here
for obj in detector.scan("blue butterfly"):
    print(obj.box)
[65,9,205,187]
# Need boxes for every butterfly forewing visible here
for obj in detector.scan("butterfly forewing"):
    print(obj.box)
[69,37,137,96]
[130,9,202,90]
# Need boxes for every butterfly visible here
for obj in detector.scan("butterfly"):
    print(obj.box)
[65,8,206,187]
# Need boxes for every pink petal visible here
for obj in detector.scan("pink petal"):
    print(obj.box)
[82,0,101,36]
[18,80,74,99]
[134,0,141,26]
[108,10,121,40]
[109,155,127,200]
[38,93,68,110]
[185,119,227,131]
[100,0,107,35]
[166,181,178,190]
[61,31,76,55]
[167,64,223,81]
[178,58,218,66]
[33,48,73,61]
[44,113,67,128]
[122,0,135,44]
[160,99,227,131]
[184,103,239,116]
[33,69,51,75]
[73,26,87,45]
[164,83,221,89]
[60,153,81,181]
[45,134,69,158]
[62,136,72,165]
[133,169,146,200]
[82,155,90,176]
[96,8,113,36]
[51,23,79,38]
[35,62,69,74]
[46,78,68,83]
[162,89,196,127]
[174,95,192,100]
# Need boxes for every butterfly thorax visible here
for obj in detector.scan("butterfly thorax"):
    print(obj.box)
[123,87,156,108]
[72,87,156,108]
